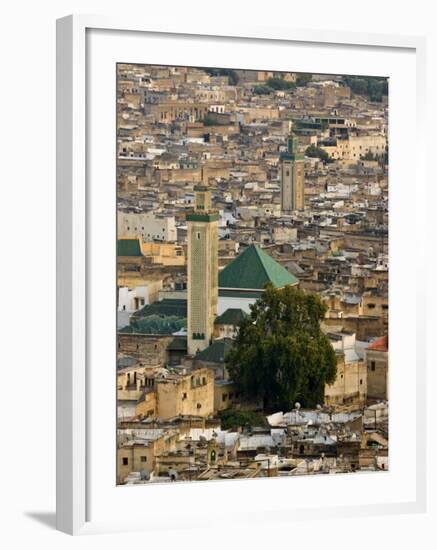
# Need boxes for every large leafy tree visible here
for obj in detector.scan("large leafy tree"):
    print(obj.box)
[226,284,337,411]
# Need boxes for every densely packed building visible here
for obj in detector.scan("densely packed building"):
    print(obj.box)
[116,64,389,484]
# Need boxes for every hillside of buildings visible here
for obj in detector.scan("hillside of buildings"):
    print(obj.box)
[116,65,389,484]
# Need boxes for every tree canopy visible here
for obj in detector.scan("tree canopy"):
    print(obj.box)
[305,144,333,163]
[218,409,267,431]
[253,84,274,95]
[203,68,239,85]
[266,77,296,91]
[226,284,337,411]
[343,76,388,102]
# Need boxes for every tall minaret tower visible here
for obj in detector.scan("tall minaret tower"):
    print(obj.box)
[280,121,305,213]
[186,174,219,356]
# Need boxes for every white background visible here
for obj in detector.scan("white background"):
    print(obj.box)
[0,0,435,548]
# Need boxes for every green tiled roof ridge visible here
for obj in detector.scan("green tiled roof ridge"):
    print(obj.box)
[218,244,298,290]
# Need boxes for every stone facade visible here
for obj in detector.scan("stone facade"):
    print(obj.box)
[118,334,172,363]
[366,337,388,402]
[325,354,367,406]
[155,367,214,418]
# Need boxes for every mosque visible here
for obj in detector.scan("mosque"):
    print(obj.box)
[186,181,298,356]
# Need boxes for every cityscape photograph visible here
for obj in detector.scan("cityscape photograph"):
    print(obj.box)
[116,64,389,485]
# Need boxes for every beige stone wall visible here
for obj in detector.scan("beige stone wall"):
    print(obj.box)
[117,434,176,483]
[361,293,388,326]
[157,167,202,183]
[325,356,367,405]
[140,242,186,266]
[214,382,241,412]
[366,350,388,402]
[321,135,386,161]
[322,316,383,341]
[145,101,210,123]
[241,107,280,122]
[155,368,214,418]
[117,445,153,483]
[135,391,157,418]
[118,334,172,363]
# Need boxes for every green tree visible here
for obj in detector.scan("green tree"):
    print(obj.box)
[218,410,267,431]
[295,73,312,87]
[253,84,274,95]
[266,77,296,91]
[226,284,337,411]
[203,115,220,126]
[203,68,239,85]
[343,76,388,102]
[305,144,333,163]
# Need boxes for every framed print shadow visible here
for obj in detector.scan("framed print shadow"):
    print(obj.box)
[56,15,427,535]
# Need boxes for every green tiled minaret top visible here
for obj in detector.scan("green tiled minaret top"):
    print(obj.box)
[281,121,304,161]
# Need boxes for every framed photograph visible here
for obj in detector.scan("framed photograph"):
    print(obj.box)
[56,15,427,535]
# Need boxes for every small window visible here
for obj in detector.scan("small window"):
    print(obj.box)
[370,361,376,371]
[360,379,363,385]
[197,403,202,409]
[182,392,187,400]
[122,457,128,466]
[140,456,147,462]
[196,232,201,240]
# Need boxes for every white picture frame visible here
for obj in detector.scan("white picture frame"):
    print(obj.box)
[56,14,427,535]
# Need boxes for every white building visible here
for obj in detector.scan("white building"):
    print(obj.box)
[117,282,163,328]
[118,212,177,242]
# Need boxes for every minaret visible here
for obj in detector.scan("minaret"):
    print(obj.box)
[280,121,305,213]
[186,175,219,356]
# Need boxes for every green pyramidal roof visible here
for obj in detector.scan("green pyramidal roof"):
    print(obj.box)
[218,244,298,290]
[194,339,233,363]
